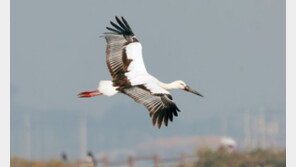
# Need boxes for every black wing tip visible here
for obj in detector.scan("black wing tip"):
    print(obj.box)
[105,16,134,36]
[106,27,121,34]
[151,105,180,129]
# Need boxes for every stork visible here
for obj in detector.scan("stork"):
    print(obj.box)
[78,16,203,129]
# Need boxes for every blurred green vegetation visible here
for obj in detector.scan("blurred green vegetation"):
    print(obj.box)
[10,156,72,167]
[191,147,286,167]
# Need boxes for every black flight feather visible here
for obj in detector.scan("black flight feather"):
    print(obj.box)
[110,21,125,32]
[121,16,133,32]
[106,27,121,34]
[115,16,129,32]
[106,16,134,36]
[157,111,164,129]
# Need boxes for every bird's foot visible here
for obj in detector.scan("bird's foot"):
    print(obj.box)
[78,90,102,98]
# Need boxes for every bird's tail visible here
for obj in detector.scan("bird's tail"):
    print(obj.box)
[97,80,118,96]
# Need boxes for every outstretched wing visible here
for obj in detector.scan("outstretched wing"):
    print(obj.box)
[123,85,180,129]
[104,16,148,91]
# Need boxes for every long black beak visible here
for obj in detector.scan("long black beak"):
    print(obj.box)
[184,85,204,97]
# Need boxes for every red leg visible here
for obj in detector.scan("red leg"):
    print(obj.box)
[78,90,102,98]
[78,90,98,95]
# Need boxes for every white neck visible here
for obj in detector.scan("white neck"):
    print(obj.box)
[157,81,180,90]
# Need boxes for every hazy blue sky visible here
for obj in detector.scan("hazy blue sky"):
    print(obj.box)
[11,0,285,159]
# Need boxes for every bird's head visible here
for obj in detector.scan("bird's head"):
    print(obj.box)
[173,80,204,97]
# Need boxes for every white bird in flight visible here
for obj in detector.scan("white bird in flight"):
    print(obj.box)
[78,16,203,129]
